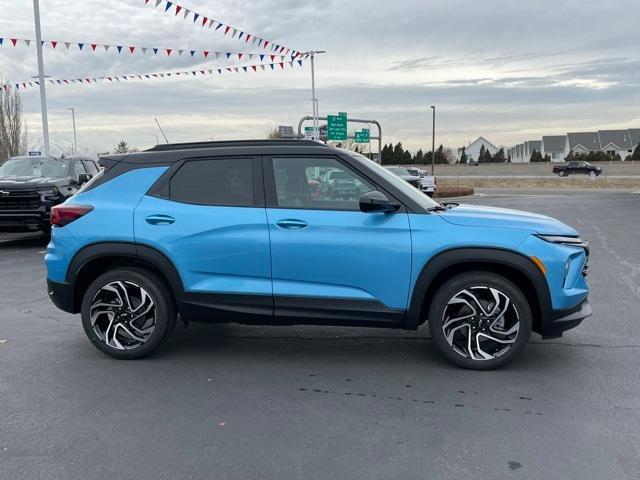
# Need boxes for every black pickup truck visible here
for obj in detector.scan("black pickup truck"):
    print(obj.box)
[0,155,100,233]
[553,161,602,177]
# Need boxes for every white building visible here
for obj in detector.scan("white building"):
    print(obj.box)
[597,130,635,159]
[542,136,567,161]
[457,137,498,163]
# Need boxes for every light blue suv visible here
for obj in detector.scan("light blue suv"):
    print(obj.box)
[45,140,591,368]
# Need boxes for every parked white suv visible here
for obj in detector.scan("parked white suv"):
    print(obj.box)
[405,167,437,197]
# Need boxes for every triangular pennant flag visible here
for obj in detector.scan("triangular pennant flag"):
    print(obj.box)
[0,38,6,46]
[215,22,223,31]
[207,69,212,74]
[242,66,248,72]
[193,13,200,23]
[77,42,84,50]
[260,65,266,71]
[264,40,269,48]
[226,52,232,59]
[24,39,31,47]
[153,47,159,55]
[90,43,97,51]
[51,41,58,49]
[252,37,258,46]
[200,70,205,75]
[270,55,275,61]
[214,52,220,59]
[208,19,214,28]
[10,38,17,47]
[107,77,113,81]
[226,67,232,72]
[192,71,196,76]
[190,50,195,57]
[279,62,284,69]
[183,8,190,19]
[129,46,136,53]
[104,44,110,52]
[178,49,184,56]
[246,34,251,43]
[259,54,265,61]
[248,54,254,60]
[117,45,123,53]
[297,60,303,66]
[165,2,173,13]
[288,61,294,67]
[224,26,231,35]
[145,75,150,79]
[270,63,275,70]
[238,53,243,60]
[166,48,172,56]
[64,42,70,49]
[217,69,222,74]
[155,0,162,7]
[238,32,244,40]
[202,16,208,27]
[251,65,257,71]
[141,47,147,54]
[232,29,237,38]
[175,5,182,15]
[203,51,209,58]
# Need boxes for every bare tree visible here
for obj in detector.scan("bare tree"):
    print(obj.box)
[0,85,26,162]
[267,128,281,139]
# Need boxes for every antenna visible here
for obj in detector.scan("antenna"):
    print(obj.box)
[154,118,169,144]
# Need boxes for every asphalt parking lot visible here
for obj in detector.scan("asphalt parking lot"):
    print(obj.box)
[1,189,639,480]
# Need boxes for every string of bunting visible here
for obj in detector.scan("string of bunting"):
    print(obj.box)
[144,0,300,56]
[3,59,305,92]
[0,36,299,62]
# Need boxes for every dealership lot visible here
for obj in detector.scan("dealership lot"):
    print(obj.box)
[1,190,639,480]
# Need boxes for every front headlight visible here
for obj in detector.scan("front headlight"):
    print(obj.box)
[37,187,60,197]
[535,234,588,250]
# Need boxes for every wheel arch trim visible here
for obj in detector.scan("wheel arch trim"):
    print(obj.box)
[405,247,552,332]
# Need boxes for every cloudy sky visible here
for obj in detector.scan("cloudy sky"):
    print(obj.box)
[1,0,639,155]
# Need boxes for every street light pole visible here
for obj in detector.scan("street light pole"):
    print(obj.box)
[33,0,50,155]
[67,108,77,156]
[300,50,326,140]
[430,105,436,176]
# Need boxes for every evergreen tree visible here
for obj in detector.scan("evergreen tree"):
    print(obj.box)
[493,147,506,163]
[392,142,405,165]
[381,143,394,165]
[484,148,494,163]
[115,140,130,154]
[414,149,424,164]
[459,146,467,164]
[402,150,412,164]
[478,145,486,164]
[530,150,544,162]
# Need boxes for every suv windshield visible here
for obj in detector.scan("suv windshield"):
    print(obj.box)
[0,157,70,178]
[345,151,441,210]
[385,167,411,176]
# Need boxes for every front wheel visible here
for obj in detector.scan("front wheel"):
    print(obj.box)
[589,171,596,178]
[81,268,176,359]
[427,271,532,369]
[557,170,567,177]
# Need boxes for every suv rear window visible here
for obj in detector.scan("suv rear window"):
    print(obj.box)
[169,158,254,206]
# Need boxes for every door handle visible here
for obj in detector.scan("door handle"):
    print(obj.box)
[276,219,308,230]
[145,214,175,226]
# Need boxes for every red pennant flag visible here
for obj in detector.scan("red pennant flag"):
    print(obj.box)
[246,34,251,43]
[270,55,275,61]
[238,53,243,60]
[200,70,205,75]
[203,51,209,58]
[264,40,269,48]
[129,46,136,53]
[10,38,17,46]
[226,67,232,72]
[279,62,284,69]
[202,16,208,26]
[166,48,172,56]
[107,77,112,81]
[64,79,69,84]
[251,65,257,71]
[175,5,182,15]
[90,43,97,51]
[224,26,231,35]
[51,41,58,49]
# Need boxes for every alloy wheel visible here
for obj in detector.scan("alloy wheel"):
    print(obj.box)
[89,281,156,350]
[441,286,520,361]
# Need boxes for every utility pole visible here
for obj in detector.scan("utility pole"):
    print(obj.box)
[33,0,50,155]
[67,108,77,156]
[430,105,436,176]
[300,50,326,140]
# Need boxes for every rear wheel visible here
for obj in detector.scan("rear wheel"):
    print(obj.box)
[557,170,567,177]
[81,268,176,359]
[428,271,532,369]
[589,171,596,178]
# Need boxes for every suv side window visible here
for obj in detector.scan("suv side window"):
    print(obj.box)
[82,160,99,175]
[272,157,374,210]
[169,158,254,206]
[71,160,86,180]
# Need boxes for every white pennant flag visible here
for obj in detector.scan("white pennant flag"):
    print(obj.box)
[260,65,266,71]
[141,47,147,54]
[65,42,71,49]
[232,29,237,38]
[208,19,214,28]
[207,69,213,74]
[248,54,254,60]
[252,37,258,46]
[24,39,31,47]
[234,67,239,72]
[289,61,294,67]
[178,49,184,56]
[155,0,162,7]
[183,9,190,19]
[285,48,290,55]
[215,52,220,59]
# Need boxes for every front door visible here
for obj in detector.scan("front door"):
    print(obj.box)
[265,155,412,325]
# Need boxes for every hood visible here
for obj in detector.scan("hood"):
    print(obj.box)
[0,175,69,190]
[440,204,578,235]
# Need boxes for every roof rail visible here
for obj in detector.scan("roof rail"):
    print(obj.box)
[145,139,326,152]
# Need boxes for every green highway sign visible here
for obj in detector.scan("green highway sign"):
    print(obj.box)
[327,112,348,141]
[354,128,370,143]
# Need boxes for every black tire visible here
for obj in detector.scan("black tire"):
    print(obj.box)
[427,271,532,370]
[557,170,567,177]
[81,267,176,359]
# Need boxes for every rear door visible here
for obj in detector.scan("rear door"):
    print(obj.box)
[264,155,412,325]
[134,156,273,321]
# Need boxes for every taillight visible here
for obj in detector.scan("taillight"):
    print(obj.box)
[50,205,94,227]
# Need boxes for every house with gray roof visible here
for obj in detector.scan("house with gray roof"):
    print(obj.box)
[598,130,634,159]
[542,136,567,161]
[565,132,601,157]
[629,129,640,151]
[524,140,542,161]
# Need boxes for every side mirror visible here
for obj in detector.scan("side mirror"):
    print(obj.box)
[359,191,400,214]
[78,173,93,184]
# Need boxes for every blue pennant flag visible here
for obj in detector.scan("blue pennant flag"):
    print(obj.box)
[165,2,173,12]
[192,71,196,76]
[153,48,159,55]
[226,52,232,59]
[238,32,244,40]
[78,43,84,50]
[215,23,223,30]
[190,50,195,57]
[193,13,199,23]
[217,69,222,74]
[145,75,150,79]
[0,38,3,45]
[259,54,265,61]
[297,60,303,66]
[117,45,123,53]
[270,64,274,70]
[242,66,248,72]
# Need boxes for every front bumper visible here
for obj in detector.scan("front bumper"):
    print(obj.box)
[543,299,592,339]
[0,213,50,232]
[47,279,76,314]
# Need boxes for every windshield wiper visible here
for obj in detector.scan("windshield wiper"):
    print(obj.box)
[441,202,459,209]
[426,205,448,212]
